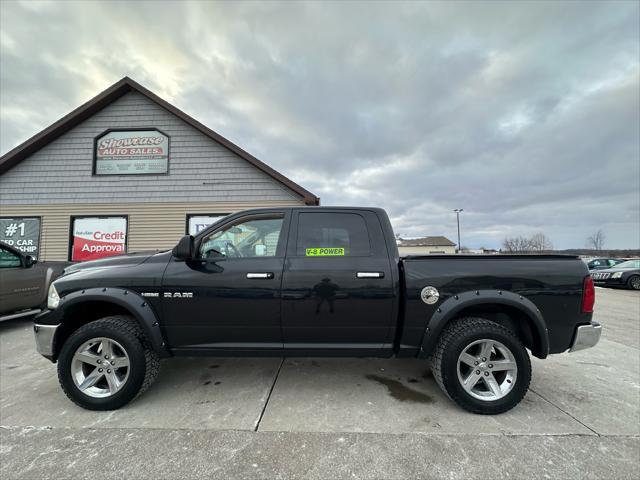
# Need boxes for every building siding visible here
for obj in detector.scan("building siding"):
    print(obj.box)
[1,200,303,261]
[0,91,302,204]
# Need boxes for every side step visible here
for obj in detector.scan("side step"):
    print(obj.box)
[0,309,41,322]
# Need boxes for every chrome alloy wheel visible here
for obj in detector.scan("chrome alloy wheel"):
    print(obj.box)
[71,337,130,398]
[456,339,517,401]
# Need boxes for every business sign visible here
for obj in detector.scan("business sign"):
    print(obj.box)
[187,215,228,235]
[0,217,41,259]
[95,130,169,175]
[72,217,127,261]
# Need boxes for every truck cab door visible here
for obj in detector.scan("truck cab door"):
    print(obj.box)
[281,209,396,356]
[160,211,290,354]
[0,245,43,314]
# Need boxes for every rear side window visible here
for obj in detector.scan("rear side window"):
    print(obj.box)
[296,212,370,256]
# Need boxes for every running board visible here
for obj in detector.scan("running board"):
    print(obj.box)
[0,309,41,322]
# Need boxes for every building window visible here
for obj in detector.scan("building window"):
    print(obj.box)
[0,217,41,259]
[70,216,128,261]
[186,214,230,235]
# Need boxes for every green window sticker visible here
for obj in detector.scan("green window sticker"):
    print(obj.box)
[305,247,345,256]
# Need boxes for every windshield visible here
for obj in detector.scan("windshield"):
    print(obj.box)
[614,260,640,269]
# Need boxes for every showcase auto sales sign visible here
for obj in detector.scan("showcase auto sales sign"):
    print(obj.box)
[72,217,127,261]
[95,130,169,175]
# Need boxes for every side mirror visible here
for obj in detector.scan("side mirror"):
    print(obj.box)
[24,255,37,268]
[173,235,195,260]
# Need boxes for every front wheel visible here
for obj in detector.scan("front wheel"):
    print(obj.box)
[57,316,160,410]
[431,317,531,414]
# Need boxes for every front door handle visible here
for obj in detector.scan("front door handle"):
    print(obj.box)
[247,272,274,279]
[356,272,384,279]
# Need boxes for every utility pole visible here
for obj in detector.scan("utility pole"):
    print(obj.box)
[453,209,463,253]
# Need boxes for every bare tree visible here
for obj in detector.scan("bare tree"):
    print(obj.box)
[529,232,553,252]
[587,230,606,251]
[502,236,533,253]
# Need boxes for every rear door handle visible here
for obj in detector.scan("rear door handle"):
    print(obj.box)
[356,272,384,278]
[246,272,274,279]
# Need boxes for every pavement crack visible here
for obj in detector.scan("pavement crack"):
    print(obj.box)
[529,389,601,436]
[254,357,285,432]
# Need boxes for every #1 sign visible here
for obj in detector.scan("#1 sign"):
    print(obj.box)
[0,217,41,259]
[95,130,169,175]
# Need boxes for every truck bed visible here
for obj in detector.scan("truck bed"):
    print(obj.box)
[398,254,590,357]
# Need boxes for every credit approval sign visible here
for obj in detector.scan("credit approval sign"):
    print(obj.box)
[71,217,127,261]
[95,130,169,175]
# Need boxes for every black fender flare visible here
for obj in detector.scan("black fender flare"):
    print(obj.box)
[58,287,170,357]
[418,289,549,359]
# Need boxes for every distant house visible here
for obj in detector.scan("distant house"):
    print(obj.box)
[397,236,457,255]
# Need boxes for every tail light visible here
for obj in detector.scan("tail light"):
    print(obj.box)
[582,275,595,313]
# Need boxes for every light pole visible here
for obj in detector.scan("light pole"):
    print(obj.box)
[453,209,463,253]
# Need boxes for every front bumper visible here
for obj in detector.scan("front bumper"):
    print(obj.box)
[34,322,60,360]
[569,322,602,352]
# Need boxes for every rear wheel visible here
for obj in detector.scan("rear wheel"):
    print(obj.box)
[627,275,640,290]
[57,316,160,410]
[431,317,531,414]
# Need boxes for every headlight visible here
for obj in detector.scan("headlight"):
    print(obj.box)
[612,272,623,279]
[47,283,60,309]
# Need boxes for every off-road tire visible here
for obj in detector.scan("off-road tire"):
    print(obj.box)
[431,317,531,414]
[57,315,160,410]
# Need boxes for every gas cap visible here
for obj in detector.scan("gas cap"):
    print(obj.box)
[420,286,440,305]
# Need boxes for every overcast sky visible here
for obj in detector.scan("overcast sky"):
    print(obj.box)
[1,0,638,249]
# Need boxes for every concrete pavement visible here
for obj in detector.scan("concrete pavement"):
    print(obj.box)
[1,287,638,478]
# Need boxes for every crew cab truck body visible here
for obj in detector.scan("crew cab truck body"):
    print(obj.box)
[34,207,601,414]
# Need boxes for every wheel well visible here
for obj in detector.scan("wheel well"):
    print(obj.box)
[53,301,137,360]
[451,303,543,358]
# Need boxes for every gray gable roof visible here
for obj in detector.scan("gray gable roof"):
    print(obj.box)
[0,76,319,205]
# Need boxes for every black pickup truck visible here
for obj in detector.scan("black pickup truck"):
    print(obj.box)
[34,207,600,414]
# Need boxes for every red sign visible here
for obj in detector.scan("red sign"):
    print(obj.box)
[72,217,127,261]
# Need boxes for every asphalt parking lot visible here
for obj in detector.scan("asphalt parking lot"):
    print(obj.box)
[1,287,638,479]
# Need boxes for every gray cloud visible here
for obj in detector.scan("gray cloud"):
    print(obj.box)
[1,0,638,248]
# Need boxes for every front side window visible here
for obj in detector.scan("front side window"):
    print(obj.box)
[199,215,284,260]
[296,212,371,257]
[0,247,21,268]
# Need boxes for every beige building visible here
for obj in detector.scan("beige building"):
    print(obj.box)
[0,77,318,262]
[397,236,457,255]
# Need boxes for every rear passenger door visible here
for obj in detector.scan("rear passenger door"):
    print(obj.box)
[281,209,396,355]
